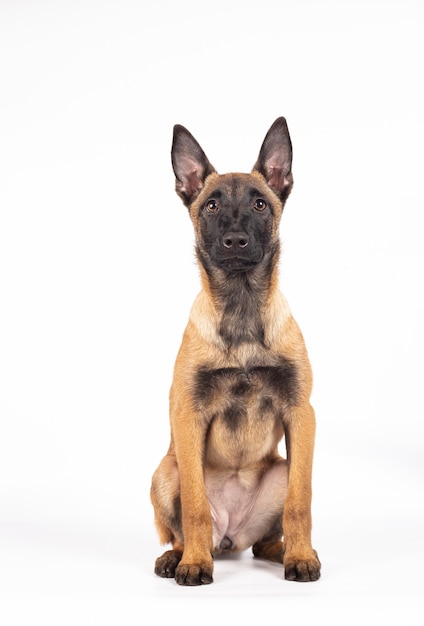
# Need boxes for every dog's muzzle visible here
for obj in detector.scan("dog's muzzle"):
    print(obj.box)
[212,230,263,272]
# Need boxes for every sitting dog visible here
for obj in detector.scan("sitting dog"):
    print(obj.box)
[150,117,321,585]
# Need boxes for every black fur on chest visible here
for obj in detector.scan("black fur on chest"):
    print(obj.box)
[193,359,298,430]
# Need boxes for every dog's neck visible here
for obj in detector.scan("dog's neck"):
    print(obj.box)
[197,244,280,348]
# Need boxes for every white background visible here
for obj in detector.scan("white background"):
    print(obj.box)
[1,0,423,623]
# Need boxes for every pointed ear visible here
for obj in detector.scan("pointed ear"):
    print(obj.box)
[253,117,293,201]
[171,125,216,206]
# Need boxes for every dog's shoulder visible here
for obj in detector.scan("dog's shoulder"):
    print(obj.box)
[188,290,223,347]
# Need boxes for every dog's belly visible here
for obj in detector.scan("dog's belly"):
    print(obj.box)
[195,364,294,551]
[205,462,288,553]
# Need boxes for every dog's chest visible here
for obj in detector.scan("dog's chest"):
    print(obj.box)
[194,360,298,465]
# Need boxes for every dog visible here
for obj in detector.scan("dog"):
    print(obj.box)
[150,117,321,585]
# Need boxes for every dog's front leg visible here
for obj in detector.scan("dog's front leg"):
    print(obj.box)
[283,403,321,581]
[172,407,214,586]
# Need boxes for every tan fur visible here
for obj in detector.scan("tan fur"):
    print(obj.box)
[150,119,320,585]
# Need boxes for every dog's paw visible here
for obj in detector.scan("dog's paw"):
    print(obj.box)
[154,549,183,578]
[284,551,321,582]
[175,562,214,586]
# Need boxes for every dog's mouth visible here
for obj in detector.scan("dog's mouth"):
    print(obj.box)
[215,256,261,273]
[200,238,265,274]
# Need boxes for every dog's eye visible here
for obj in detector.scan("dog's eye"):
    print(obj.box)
[205,199,219,213]
[254,198,267,212]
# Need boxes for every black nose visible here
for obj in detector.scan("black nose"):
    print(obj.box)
[222,231,249,249]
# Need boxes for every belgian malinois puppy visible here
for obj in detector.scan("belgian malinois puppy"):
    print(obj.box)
[150,117,321,585]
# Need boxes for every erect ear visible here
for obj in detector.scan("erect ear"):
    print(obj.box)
[171,125,216,207]
[252,117,293,201]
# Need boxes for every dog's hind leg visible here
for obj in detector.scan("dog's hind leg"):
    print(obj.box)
[150,453,185,578]
[154,544,184,579]
[252,516,285,564]
[253,540,285,564]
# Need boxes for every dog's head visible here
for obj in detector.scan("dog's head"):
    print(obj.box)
[171,118,293,275]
